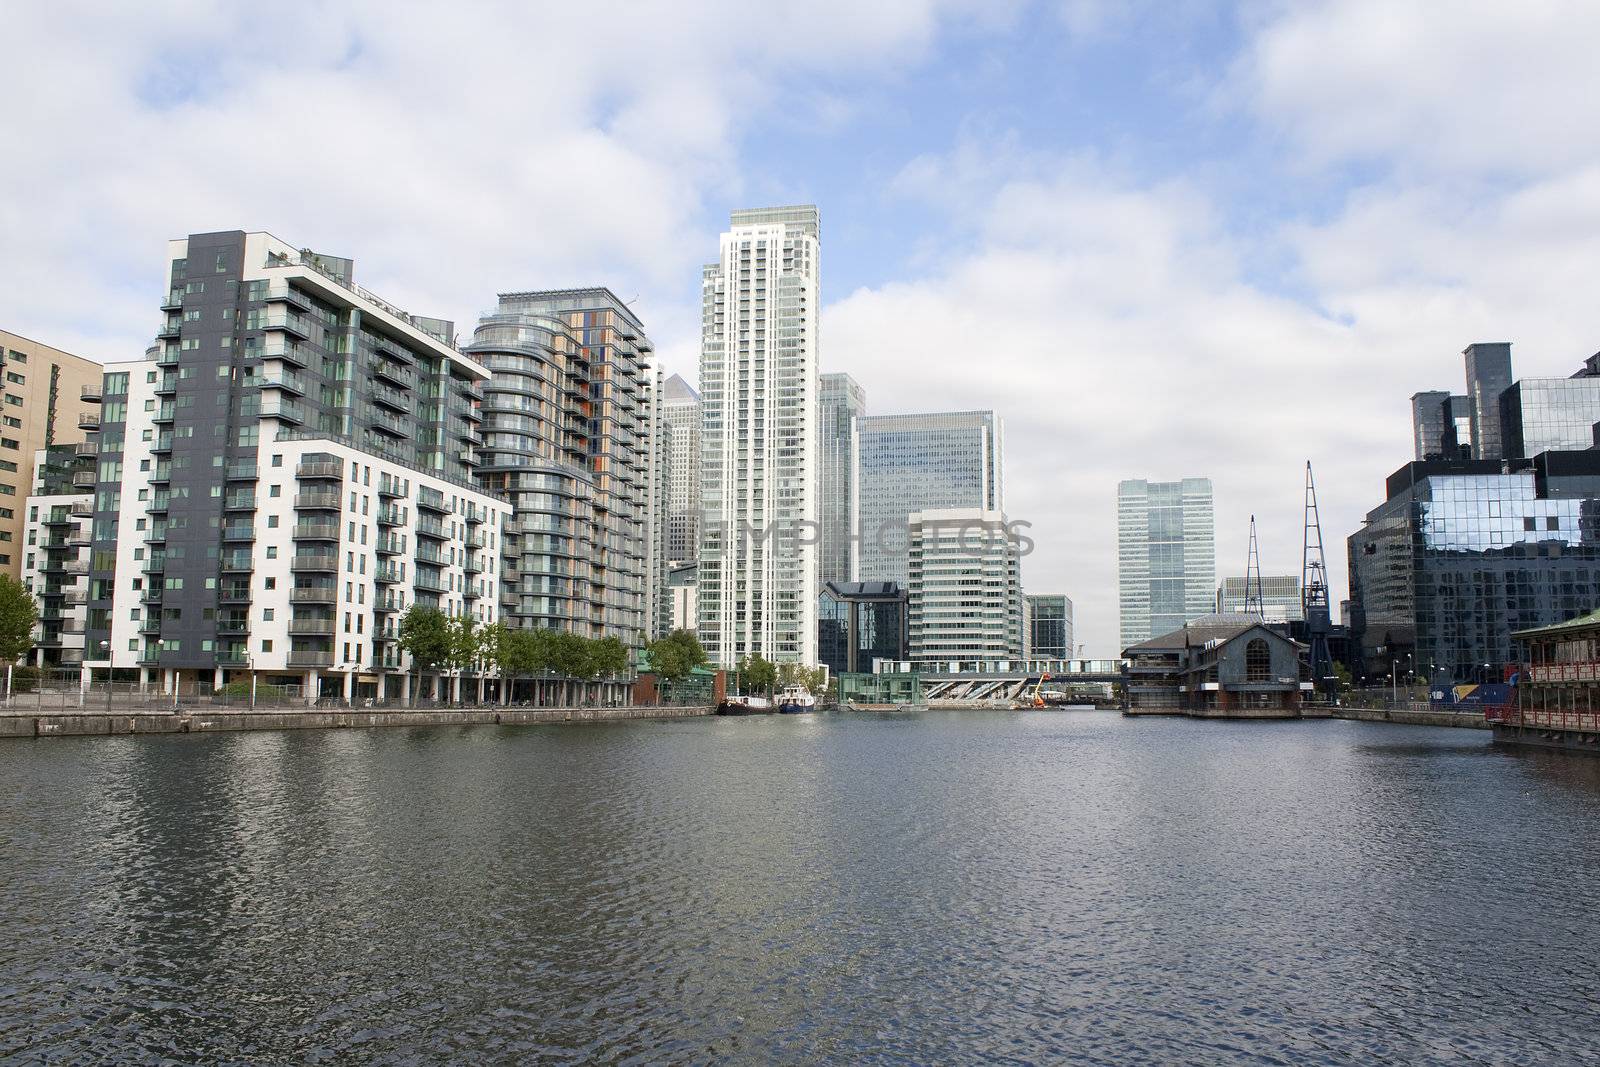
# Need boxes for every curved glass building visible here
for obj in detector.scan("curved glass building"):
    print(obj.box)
[468,289,652,649]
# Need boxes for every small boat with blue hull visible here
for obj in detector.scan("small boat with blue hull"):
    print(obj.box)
[777,685,816,714]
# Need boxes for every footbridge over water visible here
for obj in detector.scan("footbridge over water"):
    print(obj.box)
[921,660,1124,703]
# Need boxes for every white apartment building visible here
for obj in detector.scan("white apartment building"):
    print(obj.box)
[697,206,820,665]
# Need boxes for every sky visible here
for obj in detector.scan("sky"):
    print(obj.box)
[6,0,1600,656]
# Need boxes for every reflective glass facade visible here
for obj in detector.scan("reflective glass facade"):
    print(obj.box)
[1216,574,1303,623]
[1347,460,1600,685]
[819,373,865,586]
[818,581,907,676]
[1117,478,1215,648]
[854,411,1002,586]
[1501,378,1600,459]
[1025,594,1073,659]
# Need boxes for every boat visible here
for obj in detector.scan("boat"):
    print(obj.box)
[716,694,773,716]
[777,684,816,714]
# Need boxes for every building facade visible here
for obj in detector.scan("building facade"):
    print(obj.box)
[819,372,865,586]
[469,288,653,650]
[854,410,1003,586]
[1024,593,1074,660]
[1346,453,1600,687]
[698,206,821,666]
[0,329,102,579]
[20,444,96,671]
[87,231,510,700]
[1123,615,1307,717]
[818,580,907,677]
[906,508,1022,669]
[1117,477,1215,649]
[1215,574,1303,623]
[660,373,701,565]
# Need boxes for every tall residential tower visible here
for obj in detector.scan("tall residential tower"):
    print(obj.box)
[697,206,821,666]
[469,288,653,650]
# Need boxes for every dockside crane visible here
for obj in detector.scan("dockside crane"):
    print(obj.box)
[1301,462,1335,700]
[1244,515,1264,617]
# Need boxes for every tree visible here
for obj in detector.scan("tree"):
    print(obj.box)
[737,654,777,696]
[398,606,451,704]
[645,629,707,700]
[0,575,39,701]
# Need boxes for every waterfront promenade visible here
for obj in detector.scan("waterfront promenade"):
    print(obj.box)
[0,703,711,739]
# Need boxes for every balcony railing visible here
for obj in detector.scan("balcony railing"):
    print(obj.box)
[288,618,335,635]
[296,460,342,479]
[292,523,339,541]
[293,491,340,510]
[290,586,337,604]
[286,650,335,668]
[289,555,338,572]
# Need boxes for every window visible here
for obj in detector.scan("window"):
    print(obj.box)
[5,372,21,385]
[0,439,16,450]
[1244,638,1271,682]
[262,639,273,652]
[7,351,24,363]
[4,395,20,407]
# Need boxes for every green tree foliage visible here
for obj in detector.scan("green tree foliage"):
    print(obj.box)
[447,615,480,672]
[0,575,39,665]
[737,654,777,695]
[645,629,707,689]
[592,636,629,679]
[398,606,451,673]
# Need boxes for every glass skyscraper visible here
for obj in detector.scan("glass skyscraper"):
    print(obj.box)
[819,372,865,587]
[1024,594,1073,660]
[1348,455,1600,685]
[1117,478,1216,649]
[853,410,1002,586]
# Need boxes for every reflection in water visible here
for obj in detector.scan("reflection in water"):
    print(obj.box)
[2,712,1599,1062]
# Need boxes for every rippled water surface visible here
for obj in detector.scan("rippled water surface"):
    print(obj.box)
[4,712,1600,1063]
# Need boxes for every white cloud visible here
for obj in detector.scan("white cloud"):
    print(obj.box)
[0,0,987,367]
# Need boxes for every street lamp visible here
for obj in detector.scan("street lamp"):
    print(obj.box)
[246,653,256,709]
[100,640,112,714]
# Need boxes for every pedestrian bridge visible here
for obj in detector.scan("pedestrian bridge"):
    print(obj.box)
[920,660,1124,702]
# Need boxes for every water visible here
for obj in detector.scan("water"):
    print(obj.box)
[3,712,1599,1064]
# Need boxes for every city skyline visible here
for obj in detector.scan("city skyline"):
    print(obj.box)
[9,4,1600,655]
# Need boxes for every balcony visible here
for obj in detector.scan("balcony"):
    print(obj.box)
[160,290,183,311]
[222,523,255,541]
[67,527,91,548]
[375,594,405,613]
[260,399,306,424]
[79,383,102,404]
[369,410,408,437]
[289,554,338,572]
[262,310,311,339]
[215,649,251,666]
[413,571,446,594]
[142,588,163,605]
[415,517,447,540]
[154,373,177,395]
[63,590,87,606]
[226,462,258,480]
[71,469,96,489]
[70,500,93,518]
[261,340,307,367]
[149,464,171,483]
[265,280,310,310]
[219,586,252,604]
[288,617,335,636]
[293,491,340,510]
[139,617,161,635]
[152,403,175,423]
[224,492,257,510]
[287,650,335,668]
[375,535,404,556]
[63,560,89,577]
[73,440,99,459]
[374,562,403,584]
[261,372,308,396]
[415,546,445,565]
[378,478,404,498]
[292,522,339,541]
[290,586,337,604]
[77,412,100,433]
[373,361,414,388]
[371,381,409,411]
[377,505,404,526]
[220,555,254,573]
[417,489,447,513]
[296,460,342,480]
[156,347,179,368]
[216,616,250,636]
